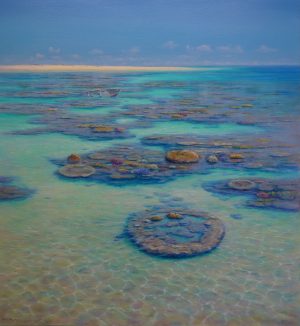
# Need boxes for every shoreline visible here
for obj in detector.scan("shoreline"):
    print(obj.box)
[0,64,203,73]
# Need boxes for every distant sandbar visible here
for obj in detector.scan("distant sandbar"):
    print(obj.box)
[0,65,203,73]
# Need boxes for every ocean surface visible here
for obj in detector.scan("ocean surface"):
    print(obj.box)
[0,67,300,325]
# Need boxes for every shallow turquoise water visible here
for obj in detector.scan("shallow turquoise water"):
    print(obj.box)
[131,120,262,138]
[0,68,299,325]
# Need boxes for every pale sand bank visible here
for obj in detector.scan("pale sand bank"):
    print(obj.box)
[0,65,205,73]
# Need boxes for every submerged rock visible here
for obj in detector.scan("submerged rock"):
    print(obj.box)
[0,185,32,200]
[150,215,164,222]
[114,127,125,133]
[106,88,120,97]
[0,176,33,201]
[206,155,219,164]
[67,153,81,163]
[230,214,243,220]
[228,179,256,191]
[277,191,296,201]
[0,176,13,183]
[167,212,183,219]
[58,164,96,178]
[92,125,115,133]
[204,178,300,212]
[88,152,105,160]
[249,199,300,211]
[132,168,150,176]
[256,191,272,199]
[166,150,200,163]
[256,181,275,191]
[54,145,204,185]
[141,134,298,172]
[229,153,245,160]
[111,158,124,166]
[126,208,225,258]
[270,151,291,158]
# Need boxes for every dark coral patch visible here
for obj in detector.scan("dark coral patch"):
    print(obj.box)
[0,177,33,201]
[54,145,204,184]
[228,179,256,191]
[204,178,300,212]
[12,111,133,141]
[142,134,300,172]
[126,208,225,258]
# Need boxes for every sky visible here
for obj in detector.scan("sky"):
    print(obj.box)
[0,0,299,66]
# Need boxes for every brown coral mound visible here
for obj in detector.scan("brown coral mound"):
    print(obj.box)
[92,125,115,133]
[166,150,200,163]
[67,153,81,163]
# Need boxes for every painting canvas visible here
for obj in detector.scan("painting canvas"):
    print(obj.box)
[0,1,299,325]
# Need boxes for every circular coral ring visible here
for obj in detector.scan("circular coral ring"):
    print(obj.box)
[228,179,256,191]
[58,164,96,178]
[126,208,225,258]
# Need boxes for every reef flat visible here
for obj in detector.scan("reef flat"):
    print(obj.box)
[0,66,299,325]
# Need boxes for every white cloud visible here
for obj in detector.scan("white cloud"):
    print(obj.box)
[163,40,178,49]
[35,53,45,59]
[256,45,277,53]
[217,45,243,54]
[195,44,212,52]
[186,44,212,53]
[128,47,140,54]
[234,46,244,54]
[51,55,61,61]
[48,46,60,54]
[217,45,230,52]
[89,49,104,55]
[71,54,81,59]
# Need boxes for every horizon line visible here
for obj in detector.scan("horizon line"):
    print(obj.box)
[0,64,204,73]
[0,64,299,73]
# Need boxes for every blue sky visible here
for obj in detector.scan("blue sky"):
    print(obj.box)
[0,0,299,66]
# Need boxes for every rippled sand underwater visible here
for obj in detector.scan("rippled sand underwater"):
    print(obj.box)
[0,67,300,325]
